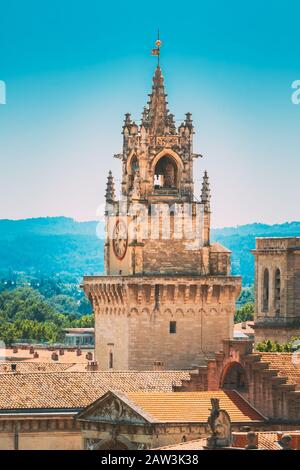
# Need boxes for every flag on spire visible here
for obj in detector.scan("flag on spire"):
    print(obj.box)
[151,30,162,63]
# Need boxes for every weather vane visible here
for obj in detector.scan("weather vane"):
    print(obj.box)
[151,29,162,65]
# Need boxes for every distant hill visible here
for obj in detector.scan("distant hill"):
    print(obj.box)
[211,222,300,284]
[0,217,299,285]
[0,217,104,280]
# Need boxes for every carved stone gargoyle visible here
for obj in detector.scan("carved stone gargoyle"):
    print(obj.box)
[206,398,232,449]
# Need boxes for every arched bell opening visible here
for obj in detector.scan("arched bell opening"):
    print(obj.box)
[274,268,281,315]
[262,268,270,313]
[153,156,178,189]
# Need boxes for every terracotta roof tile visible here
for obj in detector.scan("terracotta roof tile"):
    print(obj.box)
[1,348,93,364]
[234,321,254,336]
[0,371,190,411]
[233,431,300,450]
[155,439,207,450]
[157,432,300,450]
[123,390,265,423]
[0,362,79,373]
[257,433,280,450]
[259,353,300,388]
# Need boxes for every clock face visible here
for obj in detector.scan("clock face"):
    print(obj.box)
[112,219,128,260]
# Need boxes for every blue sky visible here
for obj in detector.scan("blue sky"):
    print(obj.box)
[0,0,299,227]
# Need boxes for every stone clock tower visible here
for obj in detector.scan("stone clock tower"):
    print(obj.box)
[83,64,241,370]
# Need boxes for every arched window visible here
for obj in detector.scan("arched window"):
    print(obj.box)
[154,156,178,189]
[129,156,139,190]
[275,268,281,314]
[221,362,248,392]
[131,156,139,173]
[262,268,269,312]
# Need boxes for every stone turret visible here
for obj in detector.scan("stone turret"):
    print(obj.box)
[201,171,211,246]
[201,170,211,211]
[105,170,115,201]
[105,170,116,211]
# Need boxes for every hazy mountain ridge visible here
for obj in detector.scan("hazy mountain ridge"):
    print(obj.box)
[0,218,299,284]
[211,222,300,284]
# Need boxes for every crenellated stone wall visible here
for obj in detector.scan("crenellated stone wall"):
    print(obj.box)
[84,275,241,370]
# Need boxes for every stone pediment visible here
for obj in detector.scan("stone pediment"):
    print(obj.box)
[76,391,150,425]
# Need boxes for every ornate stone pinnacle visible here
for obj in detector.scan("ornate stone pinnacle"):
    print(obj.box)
[124,113,132,126]
[146,65,170,136]
[185,112,193,129]
[166,113,176,134]
[141,107,149,127]
[201,170,211,210]
[105,170,116,203]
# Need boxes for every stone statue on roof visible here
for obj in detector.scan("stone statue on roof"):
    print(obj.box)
[206,398,232,449]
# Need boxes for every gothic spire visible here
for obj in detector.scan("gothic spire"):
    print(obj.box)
[147,65,168,136]
[105,170,116,203]
[201,171,211,211]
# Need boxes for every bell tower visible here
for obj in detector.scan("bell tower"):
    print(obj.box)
[83,45,241,370]
[104,65,213,277]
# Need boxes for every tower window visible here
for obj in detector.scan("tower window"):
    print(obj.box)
[275,268,281,314]
[109,351,114,369]
[154,156,178,189]
[129,156,139,190]
[262,268,269,312]
[131,156,139,173]
[169,321,176,334]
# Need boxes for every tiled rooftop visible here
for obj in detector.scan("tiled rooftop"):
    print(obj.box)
[259,353,300,388]
[156,431,300,450]
[0,362,82,373]
[0,370,190,411]
[123,390,265,423]
[234,321,254,338]
[1,347,93,364]
[233,431,300,450]
[156,439,207,450]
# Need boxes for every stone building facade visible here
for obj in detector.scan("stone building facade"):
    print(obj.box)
[83,65,241,370]
[252,237,300,343]
[76,389,265,450]
[0,415,81,450]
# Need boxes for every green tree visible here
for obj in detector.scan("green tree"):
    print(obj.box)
[0,322,18,345]
[71,314,94,328]
[49,294,79,315]
[234,302,254,323]
[255,337,300,352]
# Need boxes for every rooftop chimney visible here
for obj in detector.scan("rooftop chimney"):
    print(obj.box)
[86,361,98,371]
[153,360,165,371]
[51,352,59,361]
